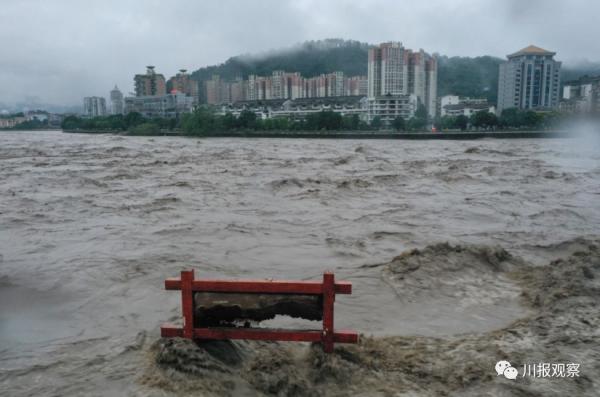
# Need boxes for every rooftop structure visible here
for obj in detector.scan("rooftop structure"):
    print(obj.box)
[134,66,166,97]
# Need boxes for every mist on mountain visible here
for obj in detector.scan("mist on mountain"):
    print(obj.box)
[191,39,600,103]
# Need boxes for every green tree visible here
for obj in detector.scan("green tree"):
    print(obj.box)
[124,112,144,128]
[181,107,221,135]
[499,108,544,129]
[470,110,498,129]
[415,103,428,120]
[392,116,405,131]
[522,111,542,128]
[455,115,469,131]
[61,115,81,130]
[370,116,382,130]
[342,114,360,130]
[317,111,342,130]
[221,112,237,130]
[238,110,258,129]
[406,103,428,131]
[499,108,520,128]
[440,116,456,130]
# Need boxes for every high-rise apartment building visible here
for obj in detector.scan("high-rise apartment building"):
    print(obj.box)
[230,78,246,103]
[271,70,286,99]
[167,69,199,101]
[367,42,437,124]
[246,74,270,101]
[124,92,194,118]
[346,76,368,96]
[368,42,408,97]
[205,75,223,104]
[329,71,345,97]
[266,71,304,100]
[409,50,438,118]
[110,85,124,115]
[83,96,107,118]
[206,75,242,104]
[212,71,366,104]
[134,66,166,97]
[286,72,304,99]
[561,75,600,114]
[497,45,561,114]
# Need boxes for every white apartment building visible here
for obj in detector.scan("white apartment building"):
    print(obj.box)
[440,95,495,117]
[367,42,437,124]
[83,96,107,118]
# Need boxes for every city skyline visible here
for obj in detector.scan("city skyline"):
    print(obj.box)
[1,0,599,107]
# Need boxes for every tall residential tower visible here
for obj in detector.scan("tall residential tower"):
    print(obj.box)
[367,42,437,124]
[167,69,199,102]
[83,96,107,118]
[134,66,166,97]
[110,85,124,115]
[497,45,561,114]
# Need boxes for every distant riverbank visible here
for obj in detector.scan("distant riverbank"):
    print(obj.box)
[62,129,572,140]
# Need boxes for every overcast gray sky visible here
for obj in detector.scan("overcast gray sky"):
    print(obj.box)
[1,0,598,107]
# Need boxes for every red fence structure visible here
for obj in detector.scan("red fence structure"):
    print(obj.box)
[160,270,358,352]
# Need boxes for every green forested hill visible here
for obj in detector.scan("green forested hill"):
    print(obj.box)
[191,39,370,81]
[191,39,600,104]
[437,55,503,103]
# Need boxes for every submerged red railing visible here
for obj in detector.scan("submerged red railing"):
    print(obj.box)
[160,270,358,352]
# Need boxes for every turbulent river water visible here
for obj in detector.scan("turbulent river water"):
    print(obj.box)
[0,130,599,396]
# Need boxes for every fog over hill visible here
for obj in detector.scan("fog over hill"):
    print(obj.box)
[191,39,600,104]
[2,1,600,107]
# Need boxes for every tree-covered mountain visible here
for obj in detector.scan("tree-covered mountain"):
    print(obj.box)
[191,39,370,81]
[561,60,600,83]
[191,39,600,104]
[436,55,503,103]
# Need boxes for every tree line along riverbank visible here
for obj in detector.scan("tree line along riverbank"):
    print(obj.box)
[60,106,573,137]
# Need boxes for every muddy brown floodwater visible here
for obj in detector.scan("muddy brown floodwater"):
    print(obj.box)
[0,130,599,396]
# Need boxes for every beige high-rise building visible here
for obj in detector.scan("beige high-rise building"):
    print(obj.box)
[206,75,234,104]
[407,49,438,119]
[205,75,221,104]
[230,78,245,103]
[367,42,438,123]
[368,42,409,97]
[134,66,166,97]
[167,69,198,101]
[346,76,368,96]
[246,75,272,101]
[497,45,561,113]
[211,71,366,104]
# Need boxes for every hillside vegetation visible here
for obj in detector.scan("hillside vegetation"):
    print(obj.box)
[191,39,600,104]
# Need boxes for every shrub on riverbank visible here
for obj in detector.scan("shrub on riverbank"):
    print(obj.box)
[62,106,575,136]
[61,112,175,132]
[180,108,371,136]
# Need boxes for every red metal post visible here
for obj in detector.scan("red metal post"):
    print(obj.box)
[161,270,357,352]
[322,272,335,353]
[181,269,195,339]
[165,278,352,294]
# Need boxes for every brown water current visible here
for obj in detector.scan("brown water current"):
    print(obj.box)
[0,130,599,396]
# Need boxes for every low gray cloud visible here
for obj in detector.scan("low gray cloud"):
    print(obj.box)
[1,0,598,106]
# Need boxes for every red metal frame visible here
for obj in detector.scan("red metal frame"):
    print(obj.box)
[160,270,358,352]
